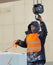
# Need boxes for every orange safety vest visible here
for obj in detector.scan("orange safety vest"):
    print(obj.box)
[26,33,41,53]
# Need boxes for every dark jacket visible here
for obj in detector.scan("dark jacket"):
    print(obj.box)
[17,22,47,64]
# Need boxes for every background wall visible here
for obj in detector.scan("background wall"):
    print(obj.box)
[0,0,53,62]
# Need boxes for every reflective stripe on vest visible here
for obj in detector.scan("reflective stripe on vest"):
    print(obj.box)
[27,46,41,52]
[27,41,40,44]
[26,33,41,53]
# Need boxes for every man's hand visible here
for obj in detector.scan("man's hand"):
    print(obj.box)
[13,40,20,52]
[13,40,19,48]
[35,15,43,22]
[38,15,43,22]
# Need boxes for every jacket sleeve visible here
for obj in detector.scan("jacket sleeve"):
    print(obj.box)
[39,22,48,45]
[40,22,48,37]
[17,39,27,48]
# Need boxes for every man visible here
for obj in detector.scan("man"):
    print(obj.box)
[14,15,47,65]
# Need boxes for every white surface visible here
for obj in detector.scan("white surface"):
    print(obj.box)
[0,52,27,65]
[0,52,26,54]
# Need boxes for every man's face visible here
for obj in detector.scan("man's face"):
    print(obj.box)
[31,25,36,32]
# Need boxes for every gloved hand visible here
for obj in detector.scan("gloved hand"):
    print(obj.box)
[35,14,43,22]
[13,40,20,52]
[13,40,20,48]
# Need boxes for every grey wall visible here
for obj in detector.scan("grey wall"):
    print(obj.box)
[0,0,17,3]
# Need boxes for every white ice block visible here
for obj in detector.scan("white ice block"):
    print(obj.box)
[0,52,27,65]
